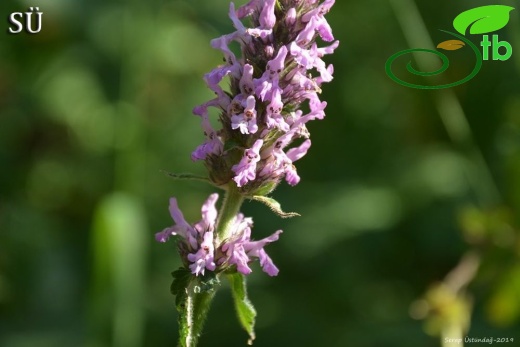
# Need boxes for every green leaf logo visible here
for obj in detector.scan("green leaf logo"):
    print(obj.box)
[453,5,515,35]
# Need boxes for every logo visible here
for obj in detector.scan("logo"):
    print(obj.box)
[7,7,43,34]
[386,5,515,89]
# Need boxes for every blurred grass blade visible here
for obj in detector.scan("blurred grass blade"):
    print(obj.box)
[486,264,520,326]
[388,0,501,206]
[90,193,148,347]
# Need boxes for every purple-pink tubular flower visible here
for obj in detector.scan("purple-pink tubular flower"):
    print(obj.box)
[231,95,259,134]
[156,194,281,276]
[232,139,263,187]
[187,231,216,276]
[221,217,282,276]
[191,0,338,194]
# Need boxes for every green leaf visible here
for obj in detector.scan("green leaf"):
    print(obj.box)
[227,273,257,345]
[171,268,192,309]
[250,195,300,218]
[453,5,515,35]
[171,269,219,347]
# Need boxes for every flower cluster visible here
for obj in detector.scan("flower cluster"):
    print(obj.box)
[157,1,337,279]
[156,194,282,276]
[192,0,338,194]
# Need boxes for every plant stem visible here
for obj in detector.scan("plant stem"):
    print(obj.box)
[216,183,245,242]
[179,280,217,347]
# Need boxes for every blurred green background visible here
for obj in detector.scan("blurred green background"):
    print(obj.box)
[1,0,520,346]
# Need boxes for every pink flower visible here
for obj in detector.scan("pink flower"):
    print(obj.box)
[155,194,219,276]
[231,95,259,134]
[232,139,263,187]
[221,218,282,276]
[156,195,282,277]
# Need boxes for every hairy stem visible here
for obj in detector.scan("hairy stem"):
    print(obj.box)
[179,280,217,347]
[216,183,245,242]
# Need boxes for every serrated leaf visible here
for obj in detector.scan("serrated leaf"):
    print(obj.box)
[453,5,515,35]
[250,195,300,218]
[171,268,192,309]
[228,273,257,345]
[437,39,465,51]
